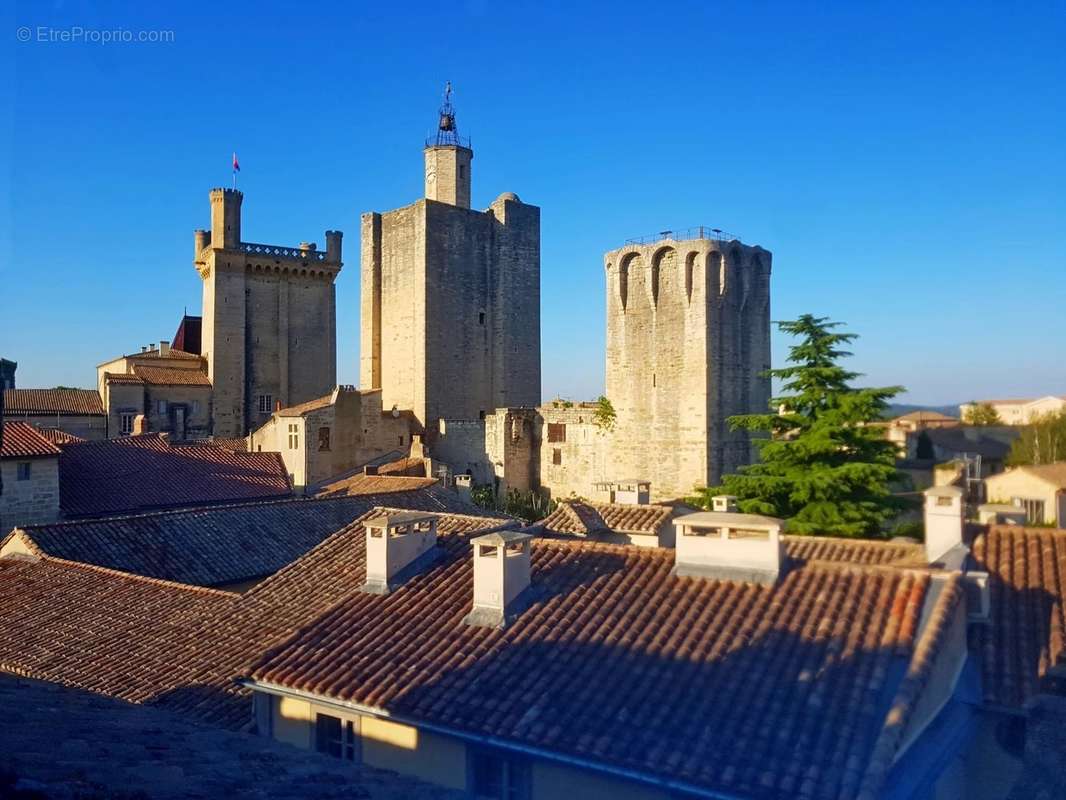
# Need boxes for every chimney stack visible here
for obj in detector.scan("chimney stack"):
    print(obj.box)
[712,495,738,513]
[132,414,149,436]
[612,479,651,506]
[361,512,439,594]
[159,340,170,355]
[464,531,534,628]
[923,485,966,564]
[672,511,785,585]
[454,473,473,503]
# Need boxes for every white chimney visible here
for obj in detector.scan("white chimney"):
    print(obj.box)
[464,531,534,628]
[672,511,785,584]
[361,512,439,594]
[712,495,738,513]
[159,340,171,355]
[454,473,473,503]
[923,486,965,564]
[612,479,651,506]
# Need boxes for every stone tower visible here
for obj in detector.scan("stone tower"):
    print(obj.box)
[604,230,771,499]
[195,188,342,437]
[360,89,540,433]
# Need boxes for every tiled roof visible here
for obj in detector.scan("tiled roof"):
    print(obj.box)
[275,393,333,416]
[248,531,953,799]
[0,510,512,730]
[0,422,61,458]
[378,455,429,476]
[103,371,144,385]
[893,410,958,423]
[37,428,87,446]
[207,436,249,452]
[0,675,460,800]
[132,364,212,386]
[540,501,672,536]
[58,434,292,518]
[314,473,439,498]
[3,388,104,416]
[126,348,203,361]
[6,493,493,588]
[783,535,928,567]
[1007,462,1066,489]
[971,525,1066,708]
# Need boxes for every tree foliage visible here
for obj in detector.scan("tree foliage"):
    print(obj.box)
[962,402,1002,426]
[1008,410,1066,466]
[691,315,905,537]
[593,395,616,432]
[471,484,557,523]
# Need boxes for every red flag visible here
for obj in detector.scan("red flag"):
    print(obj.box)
[232,152,240,172]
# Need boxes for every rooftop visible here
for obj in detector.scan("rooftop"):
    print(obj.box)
[3,388,104,416]
[0,421,61,459]
[131,363,211,386]
[58,434,292,518]
[993,462,1066,489]
[540,501,672,536]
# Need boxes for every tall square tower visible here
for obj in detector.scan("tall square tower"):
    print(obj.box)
[360,91,540,432]
[194,189,342,437]
[604,230,772,498]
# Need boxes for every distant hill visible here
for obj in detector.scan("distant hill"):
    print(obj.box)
[884,403,960,420]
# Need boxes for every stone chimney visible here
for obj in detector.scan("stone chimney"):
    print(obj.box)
[131,414,149,436]
[613,479,651,506]
[672,511,785,585]
[454,473,473,503]
[159,340,171,355]
[923,485,965,564]
[361,512,439,594]
[464,531,534,628]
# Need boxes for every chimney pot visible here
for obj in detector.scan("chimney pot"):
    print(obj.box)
[672,511,785,584]
[361,512,439,594]
[711,495,739,513]
[159,340,170,355]
[464,531,534,628]
[923,485,965,564]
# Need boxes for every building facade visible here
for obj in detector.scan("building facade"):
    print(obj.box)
[603,233,771,499]
[360,96,540,433]
[195,189,342,437]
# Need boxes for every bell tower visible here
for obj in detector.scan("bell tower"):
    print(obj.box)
[424,82,472,209]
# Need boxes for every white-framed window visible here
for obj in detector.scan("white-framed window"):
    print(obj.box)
[258,394,273,414]
[16,462,32,481]
[469,749,530,800]
[120,412,135,435]
[287,423,299,450]
[1013,497,1046,524]
[315,713,359,762]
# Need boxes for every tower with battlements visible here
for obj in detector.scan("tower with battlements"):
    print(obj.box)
[604,230,772,499]
[360,87,540,434]
[194,189,342,437]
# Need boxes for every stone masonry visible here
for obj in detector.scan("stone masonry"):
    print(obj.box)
[195,189,342,438]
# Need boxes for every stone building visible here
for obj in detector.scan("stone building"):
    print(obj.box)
[195,188,342,437]
[3,388,107,440]
[0,422,60,533]
[359,90,540,433]
[603,231,772,499]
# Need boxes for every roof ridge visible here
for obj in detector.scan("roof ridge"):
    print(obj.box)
[35,554,242,599]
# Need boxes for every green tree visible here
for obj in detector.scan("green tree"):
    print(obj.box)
[1008,410,1066,466]
[692,314,905,537]
[962,403,1002,426]
[593,396,616,432]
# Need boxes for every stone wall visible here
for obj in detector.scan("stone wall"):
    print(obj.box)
[145,385,212,440]
[6,414,107,441]
[0,456,59,533]
[535,404,612,501]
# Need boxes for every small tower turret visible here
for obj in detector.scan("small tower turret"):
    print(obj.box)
[424,82,473,209]
[325,230,343,264]
[210,188,243,250]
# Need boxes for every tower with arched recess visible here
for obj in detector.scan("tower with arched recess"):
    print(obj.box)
[360,85,540,434]
[194,188,342,437]
[603,229,771,498]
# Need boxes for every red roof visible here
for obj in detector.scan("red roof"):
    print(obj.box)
[37,429,86,447]
[131,365,211,386]
[541,501,672,535]
[58,434,291,518]
[1,422,61,458]
[4,388,103,416]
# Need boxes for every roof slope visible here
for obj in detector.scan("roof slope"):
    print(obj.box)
[540,501,672,535]
[972,525,1066,708]
[132,364,211,386]
[314,473,439,498]
[1,421,61,458]
[249,532,944,799]
[3,388,103,416]
[58,434,291,518]
[37,428,86,446]
[8,492,496,587]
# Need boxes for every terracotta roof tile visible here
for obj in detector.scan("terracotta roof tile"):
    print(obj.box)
[783,535,927,567]
[103,372,144,385]
[37,428,86,446]
[275,393,333,416]
[58,434,291,518]
[131,364,211,387]
[247,532,948,799]
[314,473,439,498]
[541,501,672,536]
[1,422,61,458]
[971,525,1066,708]
[3,388,103,416]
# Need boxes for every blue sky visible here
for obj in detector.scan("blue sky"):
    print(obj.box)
[4,0,1065,405]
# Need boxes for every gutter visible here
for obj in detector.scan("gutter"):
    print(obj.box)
[239,677,742,800]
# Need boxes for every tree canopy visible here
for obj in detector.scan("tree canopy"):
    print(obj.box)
[692,314,905,537]
[1008,410,1066,466]
[962,403,1002,426]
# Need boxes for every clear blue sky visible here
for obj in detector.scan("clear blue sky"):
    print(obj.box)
[4,0,1065,405]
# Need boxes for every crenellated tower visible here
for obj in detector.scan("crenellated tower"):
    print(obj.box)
[194,188,342,437]
[604,228,771,498]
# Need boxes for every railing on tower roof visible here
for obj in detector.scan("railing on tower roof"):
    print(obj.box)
[239,242,330,262]
[623,226,741,246]
[425,132,472,148]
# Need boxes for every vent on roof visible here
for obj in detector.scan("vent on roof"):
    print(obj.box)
[924,486,965,564]
[672,510,785,585]
[464,531,534,628]
[361,512,439,594]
